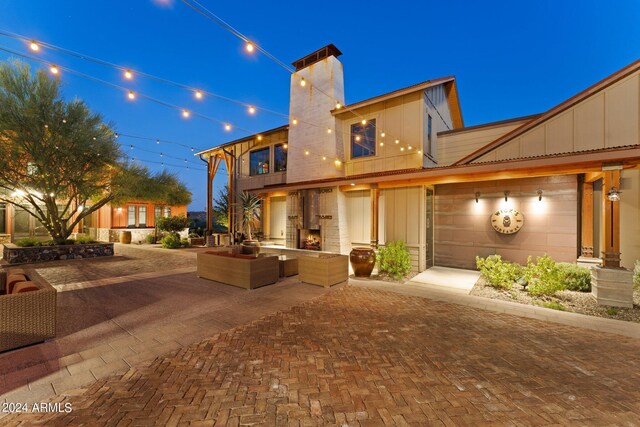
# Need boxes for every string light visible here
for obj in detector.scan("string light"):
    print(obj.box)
[355,136,361,141]
[248,106,256,115]
[49,65,59,75]
[300,77,306,87]
[379,142,384,146]
[224,123,232,131]
[361,119,367,125]
[29,40,39,51]
[124,69,133,79]
[182,109,190,118]
[327,128,332,134]
[292,118,298,125]
[245,41,254,53]
[283,143,288,148]
[395,139,400,144]
[257,135,263,141]
[335,102,341,109]
[380,132,385,137]
[322,156,326,160]
[127,91,135,100]
[194,90,203,99]
[156,139,160,144]
[400,147,405,151]
[304,150,310,155]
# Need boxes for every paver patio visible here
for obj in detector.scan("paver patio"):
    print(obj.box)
[3,282,640,425]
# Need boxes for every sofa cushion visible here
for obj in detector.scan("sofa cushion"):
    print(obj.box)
[11,281,39,294]
[7,273,29,294]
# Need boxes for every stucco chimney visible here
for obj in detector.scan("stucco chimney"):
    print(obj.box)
[286,45,345,183]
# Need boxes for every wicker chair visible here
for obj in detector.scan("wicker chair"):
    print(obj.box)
[0,269,57,353]
[298,254,349,288]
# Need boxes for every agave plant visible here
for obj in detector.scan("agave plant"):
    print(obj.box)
[238,191,262,241]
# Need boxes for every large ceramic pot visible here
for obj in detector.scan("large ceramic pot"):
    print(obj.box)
[119,230,132,244]
[242,240,261,255]
[350,247,376,278]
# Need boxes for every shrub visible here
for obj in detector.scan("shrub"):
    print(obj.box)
[476,255,522,290]
[161,233,182,249]
[75,235,97,244]
[15,237,42,247]
[377,241,412,280]
[145,233,157,244]
[634,260,640,289]
[156,215,190,234]
[523,254,564,297]
[180,238,191,247]
[556,262,591,292]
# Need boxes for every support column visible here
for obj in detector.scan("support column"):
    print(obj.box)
[370,185,379,248]
[262,195,271,239]
[580,181,594,257]
[206,155,222,233]
[602,169,620,268]
[223,148,235,243]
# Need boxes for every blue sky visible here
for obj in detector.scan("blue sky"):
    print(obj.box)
[1,1,639,210]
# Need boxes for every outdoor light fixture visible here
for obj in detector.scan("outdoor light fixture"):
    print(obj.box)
[292,118,298,125]
[248,106,256,114]
[504,191,510,202]
[304,150,309,155]
[335,101,341,109]
[182,110,190,118]
[395,139,400,144]
[127,91,135,100]
[283,143,288,148]
[537,189,543,201]
[50,65,59,75]
[607,186,621,201]
[224,124,232,131]
[380,142,384,147]
[300,77,306,87]
[475,192,480,203]
[381,132,385,137]
[257,135,263,141]
[30,40,39,51]
[245,42,254,53]
[194,90,203,99]
[361,119,367,125]
[124,70,133,79]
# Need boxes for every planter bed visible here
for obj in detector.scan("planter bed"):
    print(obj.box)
[2,242,115,265]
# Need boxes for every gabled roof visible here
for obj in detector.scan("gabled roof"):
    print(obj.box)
[195,124,288,157]
[453,58,640,165]
[332,76,464,128]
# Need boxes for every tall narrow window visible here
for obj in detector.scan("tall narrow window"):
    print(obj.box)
[0,203,6,234]
[164,207,171,218]
[351,119,376,159]
[127,206,136,227]
[138,206,147,227]
[274,143,287,172]
[250,147,270,176]
[427,114,433,156]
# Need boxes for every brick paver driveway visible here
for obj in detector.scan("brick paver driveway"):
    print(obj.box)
[5,286,640,426]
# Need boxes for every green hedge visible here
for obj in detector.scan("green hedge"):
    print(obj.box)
[377,241,412,280]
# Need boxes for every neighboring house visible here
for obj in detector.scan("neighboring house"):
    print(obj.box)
[0,201,187,244]
[198,45,640,273]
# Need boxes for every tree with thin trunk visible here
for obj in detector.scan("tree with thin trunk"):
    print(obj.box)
[212,185,229,228]
[238,191,262,241]
[0,60,191,244]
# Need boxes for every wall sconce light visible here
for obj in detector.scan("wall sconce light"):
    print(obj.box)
[504,191,510,202]
[116,207,122,213]
[475,192,480,203]
[537,189,543,201]
[607,186,621,202]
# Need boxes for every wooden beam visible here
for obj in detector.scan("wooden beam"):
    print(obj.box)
[262,195,271,239]
[602,169,621,267]
[223,148,235,241]
[338,183,372,192]
[580,181,594,257]
[370,186,379,248]
[584,171,603,182]
[206,155,222,233]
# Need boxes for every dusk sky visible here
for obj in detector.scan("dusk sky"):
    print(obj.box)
[1,1,639,210]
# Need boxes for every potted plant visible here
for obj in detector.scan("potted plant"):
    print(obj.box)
[238,191,262,254]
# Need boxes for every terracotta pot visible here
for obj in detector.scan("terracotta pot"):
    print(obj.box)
[350,247,376,278]
[242,240,261,255]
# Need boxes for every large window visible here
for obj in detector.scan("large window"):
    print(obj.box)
[0,203,6,234]
[250,147,270,176]
[127,205,148,227]
[138,206,147,227]
[351,119,376,159]
[127,206,136,227]
[274,143,287,172]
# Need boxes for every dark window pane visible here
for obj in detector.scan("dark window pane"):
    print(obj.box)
[127,206,136,227]
[250,147,270,176]
[351,119,376,159]
[154,206,162,220]
[274,144,287,172]
[138,206,147,227]
[427,114,433,155]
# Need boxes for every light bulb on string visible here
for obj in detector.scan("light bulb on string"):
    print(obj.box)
[408,145,413,150]
[283,143,288,148]
[127,91,135,100]
[194,90,203,99]
[29,40,39,51]
[224,123,232,131]
[379,142,384,147]
[400,147,405,151]
[191,147,194,152]
[327,128,332,134]
[335,102,341,109]
[50,65,59,75]
[245,41,254,53]
[182,110,190,118]
[381,132,385,137]
[304,150,310,156]
[355,136,361,141]
[395,139,400,144]
[124,70,133,80]
[300,77,306,87]
[257,135,263,141]
[248,106,256,115]
[156,139,160,144]
[292,118,298,125]
[361,119,367,125]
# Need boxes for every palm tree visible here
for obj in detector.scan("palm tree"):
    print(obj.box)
[238,191,262,241]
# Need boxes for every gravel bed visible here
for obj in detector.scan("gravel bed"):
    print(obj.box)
[471,277,640,322]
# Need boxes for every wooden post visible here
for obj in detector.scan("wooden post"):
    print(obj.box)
[262,195,271,239]
[580,181,594,257]
[370,186,379,248]
[206,155,222,233]
[602,169,621,268]
[223,148,235,243]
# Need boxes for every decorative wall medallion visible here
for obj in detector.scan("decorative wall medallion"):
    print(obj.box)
[491,208,524,234]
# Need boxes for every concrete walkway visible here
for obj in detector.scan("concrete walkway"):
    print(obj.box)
[407,266,480,294]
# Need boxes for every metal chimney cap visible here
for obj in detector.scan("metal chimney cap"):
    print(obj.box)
[292,44,342,71]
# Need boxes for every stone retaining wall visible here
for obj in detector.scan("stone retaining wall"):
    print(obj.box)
[2,243,115,265]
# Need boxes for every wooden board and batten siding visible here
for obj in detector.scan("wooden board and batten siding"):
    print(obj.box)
[379,186,426,272]
[344,190,371,247]
[269,196,286,243]
[473,71,640,163]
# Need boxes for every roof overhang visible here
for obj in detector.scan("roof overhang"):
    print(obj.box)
[195,124,289,157]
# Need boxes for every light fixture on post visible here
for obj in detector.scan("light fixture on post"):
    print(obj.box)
[537,189,543,201]
[475,192,480,203]
[504,191,510,202]
[607,186,620,201]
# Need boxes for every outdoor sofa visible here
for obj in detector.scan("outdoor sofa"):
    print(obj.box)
[0,268,57,353]
[196,250,279,289]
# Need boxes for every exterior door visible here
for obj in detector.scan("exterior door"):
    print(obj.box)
[425,188,434,268]
[13,207,50,241]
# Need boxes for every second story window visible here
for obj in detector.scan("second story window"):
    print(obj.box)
[250,147,270,176]
[351,119,376,159]
[274,143,287,172]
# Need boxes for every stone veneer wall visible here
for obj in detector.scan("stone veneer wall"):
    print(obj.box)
[434,175,578,269]
[3,242,115,265]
